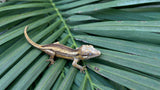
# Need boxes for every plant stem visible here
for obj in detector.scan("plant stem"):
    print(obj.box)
[50,1,94,90]
[50,0,77,48]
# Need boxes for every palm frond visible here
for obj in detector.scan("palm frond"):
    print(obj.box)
[0,0,160,90]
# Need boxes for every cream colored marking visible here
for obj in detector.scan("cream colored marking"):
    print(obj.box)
[43,47,78,55]
[44,50,54,54]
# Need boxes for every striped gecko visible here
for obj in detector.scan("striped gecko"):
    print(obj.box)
[24,26,101,72]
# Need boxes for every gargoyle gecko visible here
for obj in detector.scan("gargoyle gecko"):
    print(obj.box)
[24,26,101,72]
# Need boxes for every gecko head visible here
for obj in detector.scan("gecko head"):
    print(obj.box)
[79,45,101,60]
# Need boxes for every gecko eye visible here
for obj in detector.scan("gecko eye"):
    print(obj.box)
[89,53,92,56]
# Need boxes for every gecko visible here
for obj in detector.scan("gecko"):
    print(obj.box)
[24,26,101,72]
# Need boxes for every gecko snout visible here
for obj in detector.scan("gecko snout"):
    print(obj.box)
[97,50,101,56]
[95,49,101,57]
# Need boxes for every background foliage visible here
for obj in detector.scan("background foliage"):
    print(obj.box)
[0,0,160,90]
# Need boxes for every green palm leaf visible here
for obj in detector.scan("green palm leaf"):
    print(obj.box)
[0,0,160,90]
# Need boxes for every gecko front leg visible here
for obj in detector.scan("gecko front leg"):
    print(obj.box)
[72,58,87,72]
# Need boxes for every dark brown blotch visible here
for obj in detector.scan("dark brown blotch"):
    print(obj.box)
[94,67,99,71]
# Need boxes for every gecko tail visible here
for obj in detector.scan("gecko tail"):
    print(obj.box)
[24,26,44,49]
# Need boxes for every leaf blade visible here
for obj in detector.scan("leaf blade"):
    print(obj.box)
[87,63,160,90]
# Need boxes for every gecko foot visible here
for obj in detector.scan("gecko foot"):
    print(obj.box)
[46,59,55,65]
[80,66,87,73]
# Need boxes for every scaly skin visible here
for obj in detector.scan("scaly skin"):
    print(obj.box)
[24,26,101,72]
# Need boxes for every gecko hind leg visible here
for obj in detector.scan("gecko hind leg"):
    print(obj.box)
[45,51,55,65]
[43,50,55,65]
[46,55,55,64]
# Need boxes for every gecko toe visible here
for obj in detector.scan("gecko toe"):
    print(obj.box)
[46,59,55,65]
[80,66,87,73]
